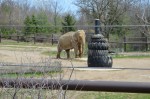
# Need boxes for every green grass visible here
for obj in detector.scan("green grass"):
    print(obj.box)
[0,71,61,78]
[42,50,57,57]
[0,39,57,52]
[75,92,150,99]
[2,39,150,59]
[112,54,150,59]
[43,50,150,59]
[1,90,150,99]
[96,92,150,99]
[0,39,57,47]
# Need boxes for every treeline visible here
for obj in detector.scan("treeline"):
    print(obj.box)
[75,0,150,40]
[0,0,76,37]
[1,0,150,40]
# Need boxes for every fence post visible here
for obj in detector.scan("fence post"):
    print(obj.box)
[145,37,148,51]
[51,34,54,45]
[17,35,19,43]
[0,33,1,43]
[33,34,36,44]
[124,36,126,52]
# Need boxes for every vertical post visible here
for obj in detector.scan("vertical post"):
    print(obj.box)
[0,33,1,43]
[146,37,148,51]
[124,36,126,52]
[52,34,54,45]
[95,19,100,34]
[33,34,36,44]
[17,35,19,43]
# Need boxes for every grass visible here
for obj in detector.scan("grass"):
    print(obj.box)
[112,54,150,59]
[1,90,149,99]
[0,71,62,78]
[3,39,150,59]
[42,50,58,57]
[0,39,57,52]
[0,39,57,47]
[43,50,150,59]
[74,92,150,99]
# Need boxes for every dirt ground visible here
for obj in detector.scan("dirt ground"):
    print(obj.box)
[0,45,150,83]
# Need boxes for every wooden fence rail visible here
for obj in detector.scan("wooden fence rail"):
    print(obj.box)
[123,36,150,51]
[0,34,150,51]
[0,34,60,45]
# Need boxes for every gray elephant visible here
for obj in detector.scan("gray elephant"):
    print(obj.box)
[56,30,86,59]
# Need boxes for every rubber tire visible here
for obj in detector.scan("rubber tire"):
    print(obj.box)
[90,38,107,43]
[88,42,109,50]
[88,50,113,67]
[88,50,108,56]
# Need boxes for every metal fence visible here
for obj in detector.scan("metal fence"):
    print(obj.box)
[0,60,69,99]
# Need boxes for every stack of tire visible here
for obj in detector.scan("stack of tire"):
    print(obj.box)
[88,34,112,67]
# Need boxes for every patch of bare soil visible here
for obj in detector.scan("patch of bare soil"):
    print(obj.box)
[61,58,150,82]
[0,47,150,82]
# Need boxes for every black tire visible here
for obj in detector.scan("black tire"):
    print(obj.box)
[88,50,108,56]
[90,38,107,43]
[88,50,113,67]
[87,34,112,67]
[88,42,109,50]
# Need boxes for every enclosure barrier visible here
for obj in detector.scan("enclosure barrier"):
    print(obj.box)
[0,34,59,45]
[0,78,150,93]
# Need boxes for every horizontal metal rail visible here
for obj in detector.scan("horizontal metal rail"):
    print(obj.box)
[1,63,150,71]
[0,78,150,93]
[123,42,150,44]
[1,24,150,27]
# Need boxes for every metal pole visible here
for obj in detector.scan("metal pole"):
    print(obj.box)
[95,19,100,34]
[0,78,150,93]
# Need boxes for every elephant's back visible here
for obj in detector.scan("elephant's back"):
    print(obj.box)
[58,32,75,50]
[59,32,74,41]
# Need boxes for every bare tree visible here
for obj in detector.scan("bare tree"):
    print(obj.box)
[51,1,62,33]
[0,0,15,25]
[134,0,150,37]
[74,0,136,38]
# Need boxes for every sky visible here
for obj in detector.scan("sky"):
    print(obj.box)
[29,0,78,13]
[58,0,78,12]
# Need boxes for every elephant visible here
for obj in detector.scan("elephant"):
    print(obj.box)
[56,30,86,59]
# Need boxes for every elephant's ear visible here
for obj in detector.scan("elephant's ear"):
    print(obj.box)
[73,31,80,42]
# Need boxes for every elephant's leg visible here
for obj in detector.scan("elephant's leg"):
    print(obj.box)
[56,50,62,59]
[74,46,78,58]
[65,49,70,59]
[78,44,82,57]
